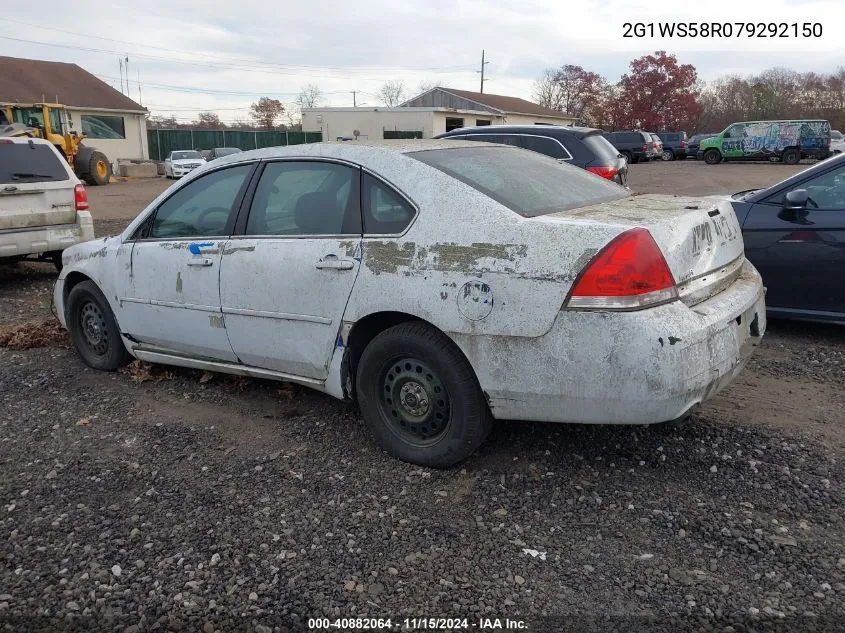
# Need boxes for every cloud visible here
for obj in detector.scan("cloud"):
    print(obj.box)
[1,0,843,120]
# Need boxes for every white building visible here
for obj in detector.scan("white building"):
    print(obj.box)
[0,55,149,166]
[302,87,577,141]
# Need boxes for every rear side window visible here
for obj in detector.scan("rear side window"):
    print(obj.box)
[362,173,415,234]
[519,136,568,160]
[0,143,69,184]
[409,146,627,217]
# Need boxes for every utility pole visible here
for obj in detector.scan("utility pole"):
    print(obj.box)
[478,50,490,93]
[352,90,357,107]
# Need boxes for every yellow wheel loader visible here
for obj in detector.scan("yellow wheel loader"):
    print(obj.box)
[0,103,111,185]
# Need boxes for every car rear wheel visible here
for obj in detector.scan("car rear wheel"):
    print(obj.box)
[661,149,674,161]
[66,280,130,371]
[703,149,722,165]
[782,148,801,165]
[356,322,492,468]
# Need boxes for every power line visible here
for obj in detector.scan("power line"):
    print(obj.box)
[0,21,477,75]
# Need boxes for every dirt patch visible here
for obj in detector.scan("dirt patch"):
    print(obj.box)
[0,318,67,349]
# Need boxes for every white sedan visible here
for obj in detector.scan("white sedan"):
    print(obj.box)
[54,140,766,467]
[163,150,206,179]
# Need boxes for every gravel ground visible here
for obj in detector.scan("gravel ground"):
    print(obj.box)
[1,165,843,632]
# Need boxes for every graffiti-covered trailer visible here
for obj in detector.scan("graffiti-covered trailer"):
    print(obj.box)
[698,120,831,165]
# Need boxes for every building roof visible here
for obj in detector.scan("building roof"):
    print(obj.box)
[0,55,145,112]
[402,87,573,119]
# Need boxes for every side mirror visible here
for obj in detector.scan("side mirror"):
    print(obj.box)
[783,188,809,211]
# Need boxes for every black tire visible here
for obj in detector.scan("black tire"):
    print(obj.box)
[631,154,640,164]
[621,150,632,164]
[703,149,721,165]
[782,148,801,165]
[66,280,129,371]
[356,322,492,468]
[661,149,674,161]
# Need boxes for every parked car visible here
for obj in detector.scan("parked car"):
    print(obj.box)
[207,147,242,161]
[648,133,663,159]
[698,120,832,165]
[0,137,94,271]
[729,153,845,324]
[687,133,718,158]
[656,131,688,161]
[830,129,845,155]
[603,130,653,164]
[436,124,628,186]
[163,150,206,179]
[54,140,765,467]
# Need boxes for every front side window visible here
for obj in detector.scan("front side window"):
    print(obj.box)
[766,165,845,209]
[48,108,63,134]
[410,146,627,217]
[81,115,126,139]
[245,161,360,236]
[362,173,415,234]
[13,108,44,128]
[148,164,252,239]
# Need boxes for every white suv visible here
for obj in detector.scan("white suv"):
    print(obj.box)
[0,137,94,270]
[831,129,845,155]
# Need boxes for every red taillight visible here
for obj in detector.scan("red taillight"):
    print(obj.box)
[0,139,13,144]
[564,228,678,310]
[586,165,618,180]
[642,145,648,153]
[74,184,89,211]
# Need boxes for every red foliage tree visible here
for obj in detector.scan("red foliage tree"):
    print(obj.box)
[618,51,701,131]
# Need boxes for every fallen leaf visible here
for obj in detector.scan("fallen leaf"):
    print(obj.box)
[279,382,296,399]
[199,371,214,385]
[76,417,90,426]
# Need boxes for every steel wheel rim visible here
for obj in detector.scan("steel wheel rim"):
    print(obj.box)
[96,160,108,178]
[79,300,109,356]
[662,150,671,161]
[378,357,451,446]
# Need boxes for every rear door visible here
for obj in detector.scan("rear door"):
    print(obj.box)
[742,162,845,314]
[0,141,75,232]
[219,159,363,379]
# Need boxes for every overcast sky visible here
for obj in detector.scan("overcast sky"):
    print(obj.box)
[2,0,844,123]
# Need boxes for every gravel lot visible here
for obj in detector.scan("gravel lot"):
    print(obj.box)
[1,161,843,632]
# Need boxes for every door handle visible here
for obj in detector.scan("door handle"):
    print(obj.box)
[316,259,354,270]
[187,258,214,267]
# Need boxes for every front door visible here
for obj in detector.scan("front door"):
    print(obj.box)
[117,163,255,360]
[219,160,362,379]
[743,161,845,314]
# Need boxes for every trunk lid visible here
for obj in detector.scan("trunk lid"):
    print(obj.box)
[0,181,76,229]
[0,141,76,230]
[553,194,745,305]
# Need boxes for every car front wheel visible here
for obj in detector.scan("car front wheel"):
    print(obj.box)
[661,149,674,161]
[356,322,492,468]
[66,280,130,371]
[703,149,722,165]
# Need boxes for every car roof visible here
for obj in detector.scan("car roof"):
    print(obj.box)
[443,124,601,137]
[210,139,507,166]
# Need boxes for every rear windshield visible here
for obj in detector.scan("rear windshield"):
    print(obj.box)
[582,133,621,162]
[172,151,202,160]
[409,146,628,217]
[0,142,69,184]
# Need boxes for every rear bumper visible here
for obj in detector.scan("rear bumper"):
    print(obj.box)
[458,260,766,424]
[0,211,94,259]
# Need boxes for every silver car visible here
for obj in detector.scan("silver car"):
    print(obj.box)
[54,140,766,466]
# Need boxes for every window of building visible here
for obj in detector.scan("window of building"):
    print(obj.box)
[475,120,491,126]
[445,117,465,132]
[81,114,126,139]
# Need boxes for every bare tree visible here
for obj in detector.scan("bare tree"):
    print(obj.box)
[296,84,324,109]
[195,112,223,129]
[417,80,438,95]
[378,80,406,107]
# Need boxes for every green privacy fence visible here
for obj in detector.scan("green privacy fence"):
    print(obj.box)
[147,128,323,161]
[383,130,423,139]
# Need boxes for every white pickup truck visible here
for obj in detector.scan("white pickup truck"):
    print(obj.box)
[0,136,94,270]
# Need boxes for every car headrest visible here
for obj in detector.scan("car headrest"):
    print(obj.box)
[294,192,342,234]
